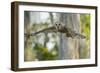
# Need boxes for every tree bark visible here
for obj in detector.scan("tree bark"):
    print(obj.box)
[24,12,36,61]
[57,13,80,59]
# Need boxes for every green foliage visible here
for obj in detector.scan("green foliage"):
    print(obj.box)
[80,14,90,58]
[25,22,59,61]
[80,14,90,38]
[33,43,58,60]
[24,12,90,61]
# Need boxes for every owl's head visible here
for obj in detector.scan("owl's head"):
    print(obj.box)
[55,22,64,31]
[55,23,60,31]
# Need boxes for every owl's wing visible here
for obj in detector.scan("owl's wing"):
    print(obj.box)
[66,27,86,39]
[24,26,56,36]
[73,32,86,39]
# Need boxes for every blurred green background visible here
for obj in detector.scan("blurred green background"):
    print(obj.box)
[24,11,90,61]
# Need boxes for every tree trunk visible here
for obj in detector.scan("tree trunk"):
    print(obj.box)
[24,12,36,61]
[57,13,80,59]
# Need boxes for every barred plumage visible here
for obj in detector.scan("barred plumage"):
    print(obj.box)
[25,23,86,39]
[55,23,86,38]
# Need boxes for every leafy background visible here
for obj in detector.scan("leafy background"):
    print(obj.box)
[24,11,90,61]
